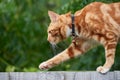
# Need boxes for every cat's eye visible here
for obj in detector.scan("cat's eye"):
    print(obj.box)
[48,29,60,37]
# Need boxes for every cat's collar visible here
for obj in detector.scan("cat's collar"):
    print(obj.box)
[71,15,76,37]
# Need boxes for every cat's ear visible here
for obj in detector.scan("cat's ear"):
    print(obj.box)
[65,12,71,17]
[48,11,59,22]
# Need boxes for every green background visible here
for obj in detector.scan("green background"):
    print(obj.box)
[0,0,120,72]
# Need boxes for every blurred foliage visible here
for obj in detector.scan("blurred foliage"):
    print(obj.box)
[0,0,120,72]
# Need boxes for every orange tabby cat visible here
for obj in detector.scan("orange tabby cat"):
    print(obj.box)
[39,2,120,73]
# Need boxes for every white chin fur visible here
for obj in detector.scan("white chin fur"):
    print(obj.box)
[50,42,56,45]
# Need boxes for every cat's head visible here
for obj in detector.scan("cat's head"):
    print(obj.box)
[47,11,71,45]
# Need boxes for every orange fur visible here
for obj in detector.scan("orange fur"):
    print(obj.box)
[39,2,120,73]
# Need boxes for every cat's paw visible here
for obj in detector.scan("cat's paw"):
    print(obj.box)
[39,62,52,70]
[96,66,110,74]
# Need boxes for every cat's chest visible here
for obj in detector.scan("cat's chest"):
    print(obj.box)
[75,23,92,39]
[74,36,100,47]
[75,22,105,44]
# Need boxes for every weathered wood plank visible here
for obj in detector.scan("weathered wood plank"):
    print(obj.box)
[115,71,120,80]
[37,72,64,80]
[75,72,91,80]
[62,72,76,80]
[10,72,64,80]
[91,72,114,80]
[0,72,9,80]
[10,72,38,80]
[0,71,120,80]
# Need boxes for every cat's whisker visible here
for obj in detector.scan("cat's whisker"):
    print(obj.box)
[50,43,57,55]
[53,43,59,49]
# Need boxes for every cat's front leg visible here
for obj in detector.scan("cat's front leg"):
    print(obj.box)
[39,37,92,70]
[97,38,118,73]
[39,48,71,70]
[39,43,82,70]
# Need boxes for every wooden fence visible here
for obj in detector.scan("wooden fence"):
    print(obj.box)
[0,71,120,80]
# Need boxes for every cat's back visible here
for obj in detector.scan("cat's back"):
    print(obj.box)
[75,2,120,16]
[75,2,120,25]
[84,2,120,23]
[75,2,120,36]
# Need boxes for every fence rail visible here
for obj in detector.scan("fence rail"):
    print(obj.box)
[0,71,120,80]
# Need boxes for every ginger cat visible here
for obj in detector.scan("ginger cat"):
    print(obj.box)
[39,2,120,73]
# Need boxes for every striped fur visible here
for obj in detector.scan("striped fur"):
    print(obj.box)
[39,2,120,73]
